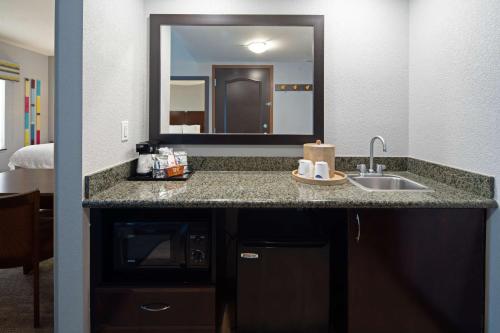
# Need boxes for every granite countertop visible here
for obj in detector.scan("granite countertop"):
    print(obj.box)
[82,171,497,209]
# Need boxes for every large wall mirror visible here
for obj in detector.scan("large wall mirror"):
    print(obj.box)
[150,15,324,144]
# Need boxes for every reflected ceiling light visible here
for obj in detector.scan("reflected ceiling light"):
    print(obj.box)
[247,41,269,54]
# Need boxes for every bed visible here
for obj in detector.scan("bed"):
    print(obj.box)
[8,143,54,170]
[169,110,206,133]
[168,124,201,134]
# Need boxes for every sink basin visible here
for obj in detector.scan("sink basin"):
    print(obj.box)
[348,174,431,192]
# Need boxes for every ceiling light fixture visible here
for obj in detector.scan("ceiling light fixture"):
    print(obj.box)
[247,41,269,54]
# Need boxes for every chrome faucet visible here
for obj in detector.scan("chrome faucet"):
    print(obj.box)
[369,136,387,173]
[357,136,388,176]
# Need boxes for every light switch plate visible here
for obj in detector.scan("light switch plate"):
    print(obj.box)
[121,121,129,142]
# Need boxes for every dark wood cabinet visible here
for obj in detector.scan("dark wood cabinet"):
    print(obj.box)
[89,209,217,333]
[94,287,215,332]
[347,209,485,333]
[97,328,213,333]
[89,207,487,333]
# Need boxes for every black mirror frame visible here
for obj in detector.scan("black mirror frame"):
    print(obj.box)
[149,14,324,145]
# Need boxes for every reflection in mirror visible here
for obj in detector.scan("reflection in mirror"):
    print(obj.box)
[168,77,208,133]
[160,25,314,135]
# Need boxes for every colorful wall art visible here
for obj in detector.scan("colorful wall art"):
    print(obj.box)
[24,78,41,146]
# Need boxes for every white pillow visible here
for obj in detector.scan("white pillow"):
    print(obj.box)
[182,125,201,134]
[168,125,183,134]
[8,143,54,170]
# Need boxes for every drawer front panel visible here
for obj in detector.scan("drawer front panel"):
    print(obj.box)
[94,287,215,329]
[99,326,214,333]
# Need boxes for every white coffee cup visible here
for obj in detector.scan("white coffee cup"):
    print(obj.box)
[314,161,330,180]
[298,159,314,178]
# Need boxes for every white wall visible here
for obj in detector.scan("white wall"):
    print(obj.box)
[48,56,55,142]
[82,0,148,175]
[273,62,313,134]
[0,41,50,171]
[409,1,500,331]
[170,83,205,111]
[80,1,148,331]
[146,0,409,156]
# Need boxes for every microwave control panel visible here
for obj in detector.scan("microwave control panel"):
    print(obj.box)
[188,233,210,268]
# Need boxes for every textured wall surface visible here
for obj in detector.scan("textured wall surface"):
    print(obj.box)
[409,1,500,331]
[83,0,148,175]
[0,41,50,171]
[48,56,55,141]
[145,0,409,157]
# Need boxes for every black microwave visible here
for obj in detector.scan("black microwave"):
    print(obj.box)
[113,220,210,272]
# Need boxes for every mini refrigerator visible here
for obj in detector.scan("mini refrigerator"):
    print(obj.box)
[236,210,330,333]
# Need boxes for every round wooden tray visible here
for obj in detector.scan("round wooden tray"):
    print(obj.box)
[292,169,348,186]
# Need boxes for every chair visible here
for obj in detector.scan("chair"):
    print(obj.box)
[0,191,54,328]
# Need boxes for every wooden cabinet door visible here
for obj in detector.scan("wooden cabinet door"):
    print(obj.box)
[348,209,485,333]
[213,66,272,134]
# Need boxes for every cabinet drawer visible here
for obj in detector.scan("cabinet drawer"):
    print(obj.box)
[94,287,215,330]
[98,327,214,333]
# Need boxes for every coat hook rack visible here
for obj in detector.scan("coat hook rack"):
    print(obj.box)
[275,84,313,92]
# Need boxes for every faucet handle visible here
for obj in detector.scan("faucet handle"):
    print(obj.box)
[357,164,367,174]
[376,164,386,174]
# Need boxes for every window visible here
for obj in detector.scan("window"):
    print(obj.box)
[0,79,5,150]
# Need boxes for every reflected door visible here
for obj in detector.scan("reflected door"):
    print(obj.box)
[213,66,273,134]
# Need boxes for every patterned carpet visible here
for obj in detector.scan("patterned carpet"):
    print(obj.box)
[0,260,53,333]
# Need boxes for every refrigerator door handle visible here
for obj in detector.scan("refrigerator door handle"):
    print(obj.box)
[240,252,260,259]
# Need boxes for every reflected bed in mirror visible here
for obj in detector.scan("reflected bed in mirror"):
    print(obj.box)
[169,76,209,134]
[150,15,324,145]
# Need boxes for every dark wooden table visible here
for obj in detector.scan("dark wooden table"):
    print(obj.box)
[0,169,54,209]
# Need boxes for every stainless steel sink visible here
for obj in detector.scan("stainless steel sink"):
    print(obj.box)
[348,174,432,192]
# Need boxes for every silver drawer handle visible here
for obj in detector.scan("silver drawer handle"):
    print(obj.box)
[140,303,171,312]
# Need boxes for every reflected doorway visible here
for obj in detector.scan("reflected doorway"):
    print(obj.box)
[212,65,273,134]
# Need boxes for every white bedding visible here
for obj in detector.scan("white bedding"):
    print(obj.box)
[182,125,201,134]
[8,143,54,170]
[169,125,184,134]
[168,125,201,134]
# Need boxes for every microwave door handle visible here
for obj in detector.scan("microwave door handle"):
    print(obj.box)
[178,230,188,266]
[182,236,188,267]
[118,237,129,267]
